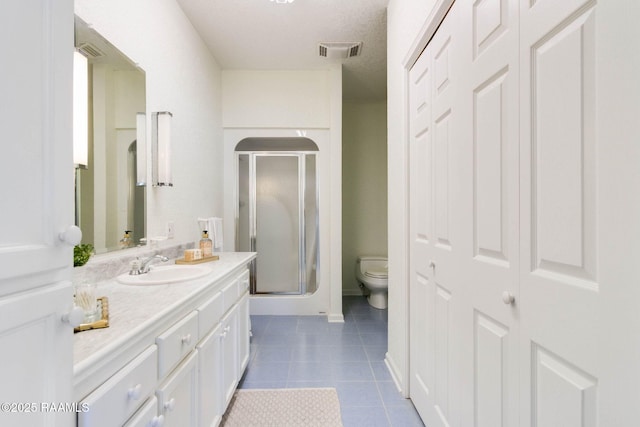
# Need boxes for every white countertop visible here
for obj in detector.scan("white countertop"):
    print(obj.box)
[73,252,255,399]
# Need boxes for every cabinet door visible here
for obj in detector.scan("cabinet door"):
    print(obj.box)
[123,396,164,427]
[237,293,250,373]
[220,306,238,408]
[197,324,223,427]
[0,1,76,426]
[156,351,198,427]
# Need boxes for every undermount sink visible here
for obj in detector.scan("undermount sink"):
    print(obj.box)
[116,264,213,285]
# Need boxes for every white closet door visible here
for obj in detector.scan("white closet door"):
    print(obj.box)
[519,0,640,424]
[409,41,434,423]
[0,1,75,426]
[409,3,465,425]
[455,1,521,426]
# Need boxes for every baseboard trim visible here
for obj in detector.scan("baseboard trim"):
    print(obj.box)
[327,312,345,323]
[384,352,408,398]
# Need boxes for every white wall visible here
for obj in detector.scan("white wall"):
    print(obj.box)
[222,68,344,321]
[75,0,223,246]
[342,102,388,295]
[386,0,439,393]
[223,70,330,128]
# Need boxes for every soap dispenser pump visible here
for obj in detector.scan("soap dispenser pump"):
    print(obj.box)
[200,230,213,257]
[120,230,132,249]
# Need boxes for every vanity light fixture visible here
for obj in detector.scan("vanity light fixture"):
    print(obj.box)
[152,111,173,187]
[73,50,89,169]
[136,113,146,186]
[270,0,294,3]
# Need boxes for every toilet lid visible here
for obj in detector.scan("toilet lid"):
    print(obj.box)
[365,268,388,279]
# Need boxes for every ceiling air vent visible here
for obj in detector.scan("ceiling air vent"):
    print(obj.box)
[77,42,104,59]
[318,42,363,60]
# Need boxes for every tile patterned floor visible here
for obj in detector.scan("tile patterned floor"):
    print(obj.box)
[238,296,425,427]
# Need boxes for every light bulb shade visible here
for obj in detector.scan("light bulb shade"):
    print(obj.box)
[73,51,89,168]
[136,112,146,186]
[152,111,173,187]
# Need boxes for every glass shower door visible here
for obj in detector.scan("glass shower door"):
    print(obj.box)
[236,143,318,296]
[254,155,301,293]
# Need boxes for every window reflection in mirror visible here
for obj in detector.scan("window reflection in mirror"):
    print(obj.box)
[74,16,146,254]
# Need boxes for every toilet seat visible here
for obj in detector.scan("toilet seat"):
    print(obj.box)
[365,269,388,279]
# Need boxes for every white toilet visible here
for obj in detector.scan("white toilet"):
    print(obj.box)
[355,256,389,309]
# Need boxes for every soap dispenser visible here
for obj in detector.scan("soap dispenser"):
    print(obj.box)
[200,230,213,257]
[119,230,132,249]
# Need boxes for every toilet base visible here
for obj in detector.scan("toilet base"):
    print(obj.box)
[367,292,388,310]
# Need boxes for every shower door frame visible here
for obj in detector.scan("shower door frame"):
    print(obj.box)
[235,150,319,296]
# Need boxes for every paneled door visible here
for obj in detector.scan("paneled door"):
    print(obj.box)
[519,0,640,424]
[409,2,466,425]
[455,0,521,426]
[0,1,78,426]
[410,0,640,425]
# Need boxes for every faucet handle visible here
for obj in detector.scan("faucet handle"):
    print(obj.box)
[129,258,142,275]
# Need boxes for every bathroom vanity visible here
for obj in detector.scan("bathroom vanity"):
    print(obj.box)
[73,252,255,427]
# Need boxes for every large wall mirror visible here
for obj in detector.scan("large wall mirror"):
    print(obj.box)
[74,16,146,254]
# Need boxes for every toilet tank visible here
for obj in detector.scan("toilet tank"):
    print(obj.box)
[357,256,388,273]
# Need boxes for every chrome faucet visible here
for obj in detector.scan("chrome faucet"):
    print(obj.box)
[130,254,169,275]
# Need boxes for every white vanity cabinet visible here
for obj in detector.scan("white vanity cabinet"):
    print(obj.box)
[123,397,164,427]
[78,346,158,427]
[197,324,224,427]
[220,305,239,408]
[74,254,255,427]
[156,350,198,426]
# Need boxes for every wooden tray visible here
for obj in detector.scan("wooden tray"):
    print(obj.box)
[74,296,109,333]
[175,255,220,265]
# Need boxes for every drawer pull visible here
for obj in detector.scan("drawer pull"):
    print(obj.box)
[151,415,165,427]
[164,398,176,412]
[181,333,192,345]
[127,384,142,401]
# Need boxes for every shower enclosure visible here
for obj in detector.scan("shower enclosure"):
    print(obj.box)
[236,138,319,295]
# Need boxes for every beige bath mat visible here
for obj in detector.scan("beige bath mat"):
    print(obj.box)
[221,387,343,427]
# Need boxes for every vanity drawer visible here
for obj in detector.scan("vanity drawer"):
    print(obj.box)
[237,270,250,295]
[222,280,238,314]
[123,396,163,427]
[156,311,198,378]
[78,345,158,427]
[197,291,223,339]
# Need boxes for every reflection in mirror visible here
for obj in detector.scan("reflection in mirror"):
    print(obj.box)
[74,16,146,254]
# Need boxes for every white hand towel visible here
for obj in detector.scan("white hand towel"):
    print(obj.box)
[212,217,223,250]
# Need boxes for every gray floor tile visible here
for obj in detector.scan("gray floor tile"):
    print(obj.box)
[238,297,423,427]
[341,406,391,427]
[386,403,425,427]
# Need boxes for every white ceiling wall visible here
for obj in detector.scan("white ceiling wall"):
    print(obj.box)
[176,0,388,102]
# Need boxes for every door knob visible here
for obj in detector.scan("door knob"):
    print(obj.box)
[59,225,82,246]
[62,306,85,327]
[502,291,515,305]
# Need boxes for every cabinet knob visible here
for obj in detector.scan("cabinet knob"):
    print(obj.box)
[151,415,165,427]
[181,333,192,345]
[164,398,176,412]
[127,384,142,401]
[429,261,436,271]
[225,326,231,333]
[58,225,83,246]
[62,306,85,328]
[502,291,515,305]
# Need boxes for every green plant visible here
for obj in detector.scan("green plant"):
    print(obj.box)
[74,244,94,267]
